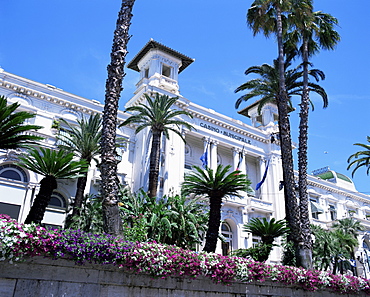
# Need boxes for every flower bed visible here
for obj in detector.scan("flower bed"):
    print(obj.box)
[1,214,370,295]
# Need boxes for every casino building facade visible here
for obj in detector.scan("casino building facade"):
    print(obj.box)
[1,40,370,274]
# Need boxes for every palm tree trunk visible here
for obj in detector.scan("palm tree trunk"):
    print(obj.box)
[70,157,93,218]
[275,4,300,254]
[203,195,222,253]
[72,175,88,215]
[148,130,162,198]
[24,176,57,224]
[298,38,313,269]
[101,0,135,235]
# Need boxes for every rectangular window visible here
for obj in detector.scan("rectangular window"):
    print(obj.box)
[252,236,261,247]
[329,204,337,221]
[162,65,171,78]
[144,68,149,78]
[310,198,323,220]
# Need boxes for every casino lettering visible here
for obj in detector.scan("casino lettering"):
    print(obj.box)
[199,122,251,144]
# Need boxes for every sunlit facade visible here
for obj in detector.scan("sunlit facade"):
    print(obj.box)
[1,41,370,274]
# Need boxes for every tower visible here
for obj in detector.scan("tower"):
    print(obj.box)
[126,39,194,102]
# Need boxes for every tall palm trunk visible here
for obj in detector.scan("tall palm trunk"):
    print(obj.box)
[298,38,313,269]
[71,157,92,218]
[275,5,300,253]
[101,0,135,235]
[148,130,162,198]
[24,176,57,224]
[203,194,223,253]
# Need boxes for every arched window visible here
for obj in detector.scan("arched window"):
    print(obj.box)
[221,222,233,256]
[0,164,28,182]
[48,192,67,209]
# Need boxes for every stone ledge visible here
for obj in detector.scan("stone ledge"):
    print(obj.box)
[0,258,367,297]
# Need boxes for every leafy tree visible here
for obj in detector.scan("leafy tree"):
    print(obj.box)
[182,164,251,253]
[230,243,274,262]
[246,0,301,252]
[286,1,340,269]
[332,218,364,238]
[100,0,136,236]
[311,224,337,271]
[348,136,370,177]
[242,217,289,261]
[57,114,102,219]
[333,218,363,275]
[65,194,104,233]
[17,147,88,225]
[119,189,208,249]
[0,95,43,149]
[120,93,194,198]
[312,220,363,274]
[331,229,358,275]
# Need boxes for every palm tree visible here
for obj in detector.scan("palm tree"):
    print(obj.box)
[17,147,88,225]
[119,189,208,249]
[100,0,136,236]
[235,57,327,112]
[57,114,101,220]
[332,218,364,238]
[235,55,327,263]
[165,194,208,249]
[243,217,290,261]
[0,95,43,150]
[332,218,364,275]
[246,0,301,251]
[311,224,336,271]
[286,1,340,269]
[347,136,370,177]
[331,229,358,275]
[120,93,194,198]
[182,164,251,253]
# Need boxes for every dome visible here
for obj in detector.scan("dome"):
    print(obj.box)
[312,166,356,191]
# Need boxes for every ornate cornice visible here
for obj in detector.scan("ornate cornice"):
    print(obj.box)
[307,178,370,204]
[0,78,101,116]
[184,109,268,144]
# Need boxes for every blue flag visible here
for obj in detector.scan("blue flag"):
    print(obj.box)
[200,151,208,169]
[256,160,269,191]
[200,145,209,169]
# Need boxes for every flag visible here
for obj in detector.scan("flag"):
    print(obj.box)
[256,160,269,191]
[200,142,209,169]
[236,146,244,172]
[236,152,243,171]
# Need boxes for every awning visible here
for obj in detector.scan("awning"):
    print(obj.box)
[311,201,324,214]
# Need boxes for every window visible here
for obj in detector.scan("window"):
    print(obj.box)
[252,235,261,247]
[310,199,323,219]
[221,222,233,256]
[255,115,263,127]
[347,208,357,217]
[144,68,149,78]
[48,192,67,209]
[0,164,28,182]
[329,204,337,221]
[162,64,171,78]
[0,202,21,220]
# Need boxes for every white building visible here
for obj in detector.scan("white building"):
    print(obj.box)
[1,40,370,273]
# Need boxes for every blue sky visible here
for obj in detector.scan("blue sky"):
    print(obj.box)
[1,1,370,194]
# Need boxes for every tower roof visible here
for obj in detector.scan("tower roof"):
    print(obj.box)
[127,39,194,73]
